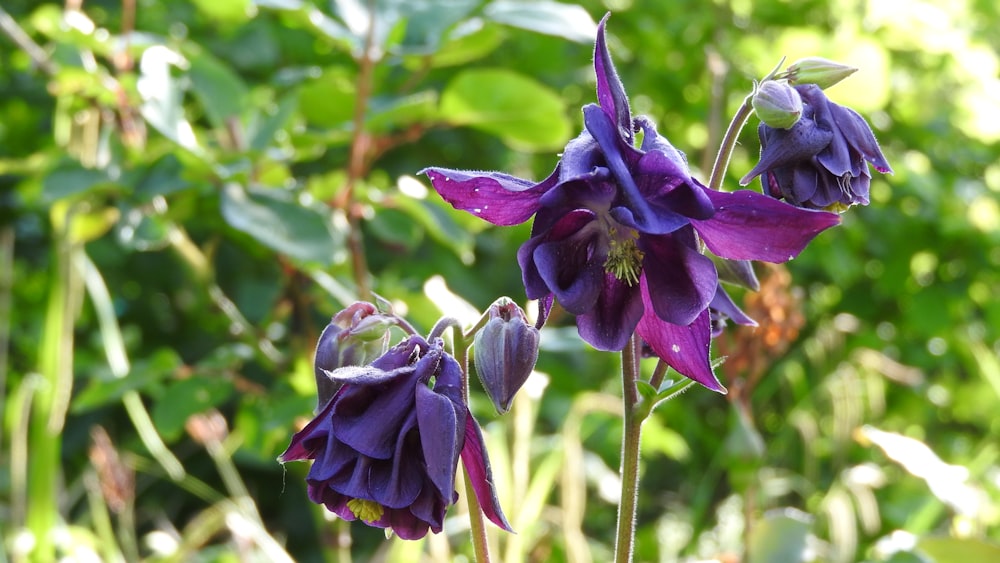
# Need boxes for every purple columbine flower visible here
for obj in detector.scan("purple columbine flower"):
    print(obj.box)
[420,14,840,392]
[740,83,893,210]
[279,335,511,540]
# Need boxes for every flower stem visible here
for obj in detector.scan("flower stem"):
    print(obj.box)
[453,328,493,563]
[463,464,492,563]
[614,334,643,563]
[707,94,754,192]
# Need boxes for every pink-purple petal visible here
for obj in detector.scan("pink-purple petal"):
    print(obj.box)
[691,189,840,262]
[636,293,725,393]
[460,415,513,532]
[420,167,553,226]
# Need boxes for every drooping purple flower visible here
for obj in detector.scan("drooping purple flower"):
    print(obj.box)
[420,14,840,392]
[741,83,892,210]
[279,335,511,540]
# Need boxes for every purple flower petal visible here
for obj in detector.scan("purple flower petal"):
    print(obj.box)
[415,384,462,501]
[594,13,632,143]
[331,368,420,459]
[828,103,892,173]
[460,415,513,532]
[369,413,424,509]
[691,189,840,262]
[583,105,690,234]
[740,119,833,186]
[530,212,606,314]
[420,167,556,226]
[640,232,717,326]
[710,283,756,327]
[575,273,645,351]
[636,295,725,393]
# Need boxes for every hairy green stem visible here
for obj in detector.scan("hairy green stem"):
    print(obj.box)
[707,95,754,192]
[613,334,643,563]
[453,334,493,562]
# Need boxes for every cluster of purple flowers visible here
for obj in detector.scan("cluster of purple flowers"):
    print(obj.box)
[281,13,890,541]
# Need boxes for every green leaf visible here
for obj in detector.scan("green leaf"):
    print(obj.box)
[187,51,250,129]
[635,380,658,400]
[746,509,812,563]
[190,0,252,24]
[248,93,298,151]
[298,67,356,128]
[72,349,182,412]
[412,22,504,69]
[42,161,114,203]
[392,194,475,263]
[366,91,439,134]
[440,68,571,151]
[135,154,189,200]
[152,376,236,442]
[484,0,598,43]
[138,46,200,152]
[917,537,1000,563]
[368,207,424,252]
[220,183,345,264]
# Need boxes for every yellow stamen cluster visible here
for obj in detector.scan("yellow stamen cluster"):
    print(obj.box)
[347,498,384,524]
[604,228,644,286]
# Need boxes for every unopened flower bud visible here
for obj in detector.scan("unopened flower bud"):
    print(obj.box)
[786,57,857,90]
[314,302,395,410]
[474,298,540,414]
[752,81,802,129]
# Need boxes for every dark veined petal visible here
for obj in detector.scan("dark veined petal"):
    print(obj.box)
[739,118,833,186]
[414,383,462,502]
[709,283,757,327]
[575,273,645,351]
[640,232,718,326]
[369,411,423,509]
[636,290,725,393]
[531,212,606,313]
[634,151,714,219]
[635,116,689,173]
[331,367,420,459]
[279,390,339,462]
[829,103,892,173]
[420,167,556,226]
[558,130,604,181]
[593,12,632,143]
[459,415,513,531]
[690,189,840,262]
[583,105,690,234]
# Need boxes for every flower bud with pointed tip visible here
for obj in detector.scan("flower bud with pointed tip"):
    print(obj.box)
[313,302,395,410]
[474,299,540,414]
[752,81,803,129]
[786,57,857,90]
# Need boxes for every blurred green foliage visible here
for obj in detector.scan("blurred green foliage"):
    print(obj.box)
[1,0,999,562]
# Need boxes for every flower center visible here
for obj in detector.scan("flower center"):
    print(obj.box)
[347,498,384,524]
[604,228,644,286]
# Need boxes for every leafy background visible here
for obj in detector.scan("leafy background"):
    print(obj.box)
[2,0,999,561]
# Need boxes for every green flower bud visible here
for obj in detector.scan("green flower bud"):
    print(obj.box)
[752,80,803,130]
[786,57,857,89]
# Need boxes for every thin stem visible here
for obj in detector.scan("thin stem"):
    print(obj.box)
[453,335,493,563]
[707,95,754,192]
[614,334,643,563]
[338,0,380,299]
[463,465,492,563]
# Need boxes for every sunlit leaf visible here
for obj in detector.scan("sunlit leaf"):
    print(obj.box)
[747,509,813,563]
[152,376,236,442]
[484,0,597,43]
[440,68,571,151]
[188,51,251,129]
[220,183,345,264]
